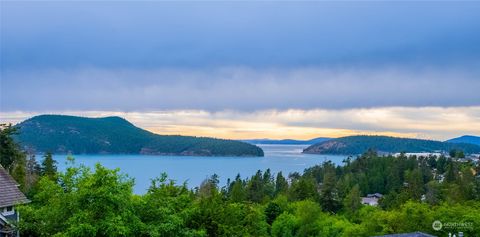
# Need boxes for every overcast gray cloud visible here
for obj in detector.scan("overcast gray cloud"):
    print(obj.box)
[2,1,480,69]
[1,66,479,112]
[2,1,480,113]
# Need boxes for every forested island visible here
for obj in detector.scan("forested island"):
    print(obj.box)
[303,135,480,155]
[2,124,480,236]
[13,115,263,157]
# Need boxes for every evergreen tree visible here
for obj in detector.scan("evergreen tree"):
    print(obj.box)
[41,151,57,180]
[263,169,275,199]
[198,174,219,199]
[247,170,265,202]
[445,161,457,183]
[319,168,340,213]
[25,154,41,195]
[230,174,246,202]
[425,181,442,205]
[343,184,361,216]
[289,176,317,201]
[405,168,424,200]
[449,149,465,158]
[336,173,354,199]
[11,154,27,191]
[459,166,475,200]
[436,155,447,174]
[275,172,288,195]
[0,124,23,171]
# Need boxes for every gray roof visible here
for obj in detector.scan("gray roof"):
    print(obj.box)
[367,193,383,198]
[375,232,436,237]
[0,166,30,208]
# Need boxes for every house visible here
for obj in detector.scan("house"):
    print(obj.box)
[0,166,30,237]
[375,232,436,237]
[367,193,383,198]
[361,193,383,206]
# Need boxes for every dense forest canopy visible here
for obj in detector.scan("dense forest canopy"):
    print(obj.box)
[2,124,480,236]
[13,115,263,157]
[14,151,480,237]
[304,135,480,155]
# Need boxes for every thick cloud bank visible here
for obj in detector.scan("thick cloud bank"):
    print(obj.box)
[1,66,479,111]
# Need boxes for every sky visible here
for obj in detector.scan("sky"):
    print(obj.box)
[1,1,479,140]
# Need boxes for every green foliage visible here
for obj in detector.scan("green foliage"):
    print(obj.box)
[1,123,41,193]
[19,164,142,236]
[449,149,465,158]
[289,176,318,201]
[16,150,480,237]
[14,115,264,156]
[217,203,269,236]
[265,202,282,225]
[0,124,22,170]
[271,213,297,237]
[294,200,322,236]
[136,174,203,237]
[11,153,27,191]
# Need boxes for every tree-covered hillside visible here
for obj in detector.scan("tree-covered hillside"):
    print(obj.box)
[446,135,480,146]
[13,115,263,156]
[303,135,480,155]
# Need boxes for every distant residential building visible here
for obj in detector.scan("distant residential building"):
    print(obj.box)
[367,193,383,198]
[435,174,445,183]
[361,193,383,206]
[464,155,479,164]
[0,165,30,237]
[393,153,443,158]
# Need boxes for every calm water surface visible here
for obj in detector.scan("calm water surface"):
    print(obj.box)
[54,145,349,194]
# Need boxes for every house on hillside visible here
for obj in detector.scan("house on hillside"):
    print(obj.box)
[361,193,383,206]
[0,166,30,237]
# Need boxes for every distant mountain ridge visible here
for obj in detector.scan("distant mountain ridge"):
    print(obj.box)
[303,135,480,155]
[14,115,263,157]
[446,135,480,146]
[242,137,330,145]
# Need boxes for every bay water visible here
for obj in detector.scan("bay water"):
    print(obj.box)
[54,144,349,194]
